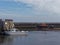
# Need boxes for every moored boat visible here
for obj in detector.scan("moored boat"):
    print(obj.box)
[5,28,28,35]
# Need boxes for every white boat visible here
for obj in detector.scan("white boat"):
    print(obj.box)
[5,28,27,35]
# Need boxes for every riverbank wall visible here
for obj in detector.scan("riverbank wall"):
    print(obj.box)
[0,19,60,31]
[14,22,60,31]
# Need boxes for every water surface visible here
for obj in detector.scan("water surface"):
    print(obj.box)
[0,31,60,45]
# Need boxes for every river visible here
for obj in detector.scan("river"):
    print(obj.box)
[0,31,60,45]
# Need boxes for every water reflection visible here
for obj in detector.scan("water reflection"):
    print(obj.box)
[0,34,28,45]
[0,35,13,45]
[0,31,60,45]
[0,35,6,44]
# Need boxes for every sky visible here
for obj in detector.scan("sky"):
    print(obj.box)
[0,0,60,22]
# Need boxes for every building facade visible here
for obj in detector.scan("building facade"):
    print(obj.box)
[0,19,3,30]
[4,19,14,30]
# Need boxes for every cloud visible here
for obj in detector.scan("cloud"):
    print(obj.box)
[1,0,60,14]
[14,0,33,3]
[0,0,60,22]
[13,0,60,14]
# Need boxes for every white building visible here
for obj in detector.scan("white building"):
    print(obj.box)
[4,19,14,30]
